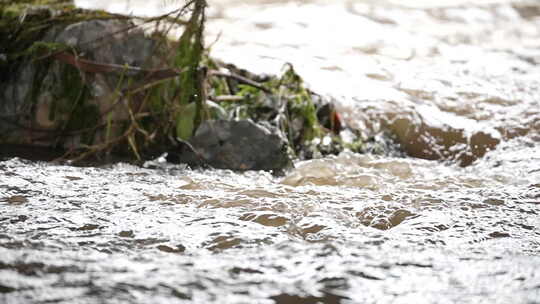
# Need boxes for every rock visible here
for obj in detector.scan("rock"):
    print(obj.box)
[1,17,157,146]
[54,19,155,70]
[169,119,292,172]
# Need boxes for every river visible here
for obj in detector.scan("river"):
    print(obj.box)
[1,0,540,303]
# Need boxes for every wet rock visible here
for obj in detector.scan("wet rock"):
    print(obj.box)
[156,244,186,253]
[1,17,156,146]
[169,119,292,172]
[54,19,155,72]
[70,224,101,231]
[118,230,134,238]
[4,195,28,205]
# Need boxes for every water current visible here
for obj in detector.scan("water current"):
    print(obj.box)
[2,0,540,303]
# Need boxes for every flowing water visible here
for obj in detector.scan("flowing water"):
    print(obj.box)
[2,0,540,303]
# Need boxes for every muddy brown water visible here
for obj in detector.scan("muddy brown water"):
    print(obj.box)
[2,0,540,303]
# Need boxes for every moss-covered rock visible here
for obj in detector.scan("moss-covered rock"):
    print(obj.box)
[0,0,365,171]
[0,3,165,153]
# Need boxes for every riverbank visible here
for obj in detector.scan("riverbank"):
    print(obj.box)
[1,0,369,172]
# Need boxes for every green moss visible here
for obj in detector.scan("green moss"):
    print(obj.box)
[26,41,66,55]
